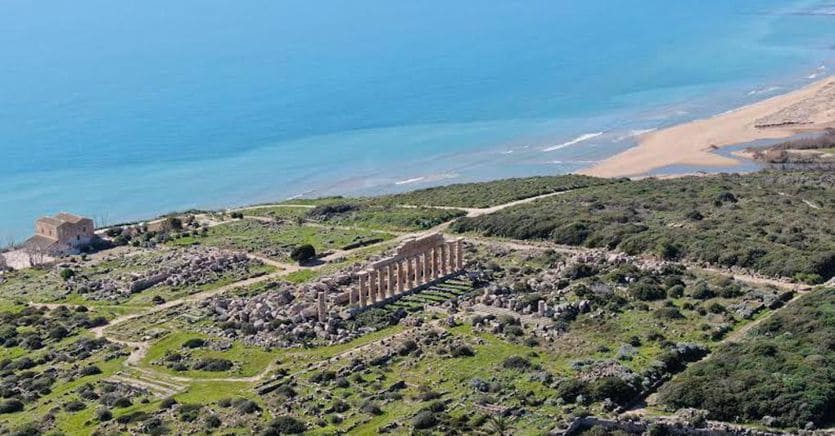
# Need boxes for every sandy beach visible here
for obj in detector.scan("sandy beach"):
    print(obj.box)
[581,76,835,178]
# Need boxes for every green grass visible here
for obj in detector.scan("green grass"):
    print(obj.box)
[169,219,394,261]
[241,205,311,221]
[281,269,320,283]
[141,332,276,379]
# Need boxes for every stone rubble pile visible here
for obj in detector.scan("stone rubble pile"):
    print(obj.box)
[65,248,260,301]
[204,277,361,348]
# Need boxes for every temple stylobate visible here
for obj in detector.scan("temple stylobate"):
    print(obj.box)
[350,233,464,308]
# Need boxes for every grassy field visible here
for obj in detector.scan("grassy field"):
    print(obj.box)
[169,219,394,261]
[142,332,276,379]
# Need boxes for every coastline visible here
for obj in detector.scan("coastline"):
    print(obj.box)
[579,76,835,178]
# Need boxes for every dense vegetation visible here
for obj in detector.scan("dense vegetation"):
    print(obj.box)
[377,174,615,208]
[658,288,835,429]
[452,172,835,282]
[305,203,466,231]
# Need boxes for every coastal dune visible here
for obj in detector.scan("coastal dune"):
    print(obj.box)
[581,76,835,178]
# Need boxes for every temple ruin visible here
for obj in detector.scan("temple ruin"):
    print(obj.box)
[347,233,464,310]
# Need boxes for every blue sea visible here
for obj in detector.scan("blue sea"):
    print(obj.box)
[2,0,835,241]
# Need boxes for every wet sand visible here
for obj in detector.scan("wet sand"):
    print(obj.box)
[580,76,835,178]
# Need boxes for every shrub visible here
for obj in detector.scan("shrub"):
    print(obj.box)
[96,407,113,422]
[177,404,203,422]
[654,307,683,319]
[235,399,261,414]
[60,268,75,281]
[502,356,532,370]
[192,358,233,372]
[79,365,102,377]
[64,400,86,412]
[413,410,438,429]
[668,284,685,298]
[113,397,132,408]
[360,401,382,415]
[590,377,638,405]
[628,280,666,301]
[688,281,714,300]
[290,244,316,263]
[182,338,206,349]
[0,399,24,414]
[264,416,307,435]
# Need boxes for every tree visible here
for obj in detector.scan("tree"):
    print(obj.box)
[60,268,75,280]
[290,244,316,263]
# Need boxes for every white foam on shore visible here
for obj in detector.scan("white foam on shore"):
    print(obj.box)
[550,160,597,164]
[395,176,426,185]
[394,172,458,186]
[748,86,782,96]
[616,128,657,141]
[543,132,604,152]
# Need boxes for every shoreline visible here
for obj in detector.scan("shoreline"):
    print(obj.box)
[579,76,835,178]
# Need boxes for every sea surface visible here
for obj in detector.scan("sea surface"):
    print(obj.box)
[2,0,835,241]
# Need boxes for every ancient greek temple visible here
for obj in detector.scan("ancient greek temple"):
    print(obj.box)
[348,233,464,309]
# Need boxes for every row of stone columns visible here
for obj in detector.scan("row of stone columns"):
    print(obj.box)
[349,238,465,308]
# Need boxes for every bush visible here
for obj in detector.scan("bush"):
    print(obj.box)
[235,399,262,414]
[360,401,382,415]
[502,356,532,370]
[590,377,638,405]
[628,280,666,301]
[60,268,75,280]
[192,358,233,372]
[113,397,132,408]
[413,410,438,429]
[0,399,24,414]
[64,400,86,412]
[688,281,714,300]
[182,338,206,349]
[290,244,316,263]
[96,407,113,422]
[668,284,685,298]
[264,416,307,434]
[654,307,683,319]
[177,404,202,422]
[80,365,102,377]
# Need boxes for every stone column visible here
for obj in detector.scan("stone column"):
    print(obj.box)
[422,251,431,283]
[432,247,441,280]
[368,270,378,303]
[396,261,405,294]
[349,287,357,306]
[377,267,388,301]
[434,246,443,277]
[416,253,425,285]
[386,264,396,299]
[317,292,326,322]
[538,300,546,316]
[441,245,448,275]
[406,256,415,289]
[446,241,456,273]
[455,238,464,270]
[359,272,368,307]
